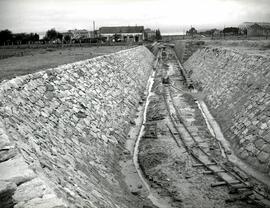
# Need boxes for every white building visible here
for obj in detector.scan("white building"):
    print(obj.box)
[99,26,144,42]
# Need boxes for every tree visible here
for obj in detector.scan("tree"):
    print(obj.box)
[28,33,39,42]
[11,33,39,44]
[0,29,13,45]
[63,34,71,43]
[187,27,197,37]
[33,33,39,41]
[45,28,58,41]
[13,33,24,44]
[223,27,239,35]
[156,29,162,40]
[57,32,63,40]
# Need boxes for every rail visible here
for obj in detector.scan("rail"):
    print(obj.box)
[159,45,270,207]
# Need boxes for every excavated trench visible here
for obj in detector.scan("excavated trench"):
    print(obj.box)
[1,42,270,208]
[132,71,174,208]
[135,45,270,208]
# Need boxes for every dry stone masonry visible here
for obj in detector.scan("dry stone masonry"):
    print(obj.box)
[0,46,154,208]
[184,47,270,175]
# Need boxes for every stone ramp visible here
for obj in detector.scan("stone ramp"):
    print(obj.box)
[0,46,154,208]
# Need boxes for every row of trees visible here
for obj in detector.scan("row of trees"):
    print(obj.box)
[43,28,71,43]
[0,28,72,45]
[1,27,160,45]
[0,30,39,45]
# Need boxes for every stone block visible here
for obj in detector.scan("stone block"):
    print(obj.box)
[13,178,52,202]
[262,144,270,153]
[14,195,67,208]
[0,156,36,185]
[240,150,249,159]
[260,123,268,130]
[264,132,270,143]
[0,148,17,162]
[0,181,17,208]
[0,181,17,194]
[254,139,266,150]
[257,151,270,163]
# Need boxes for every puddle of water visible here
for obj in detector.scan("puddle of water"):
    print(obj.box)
[167,62,175,76]
[196,100,270,188]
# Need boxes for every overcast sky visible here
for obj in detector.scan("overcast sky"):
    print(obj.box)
[0,0,270,34]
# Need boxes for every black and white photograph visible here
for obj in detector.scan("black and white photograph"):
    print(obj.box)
[0,0,270,207]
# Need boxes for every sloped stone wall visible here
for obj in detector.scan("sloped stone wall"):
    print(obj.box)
[184,47,270,175]
[0,46,154,208]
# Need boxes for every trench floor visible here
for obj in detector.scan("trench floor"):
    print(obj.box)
[135,47,269,208]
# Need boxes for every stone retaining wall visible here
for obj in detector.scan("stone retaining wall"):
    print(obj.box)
[184,46,270,175]
[0,46,154,208]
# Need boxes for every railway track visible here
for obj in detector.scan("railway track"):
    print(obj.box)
[158,45,270,207]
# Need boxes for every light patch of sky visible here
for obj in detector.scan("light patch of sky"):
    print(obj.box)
[0,0,269,33]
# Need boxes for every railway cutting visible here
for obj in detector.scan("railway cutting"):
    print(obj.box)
[136,44,270,208]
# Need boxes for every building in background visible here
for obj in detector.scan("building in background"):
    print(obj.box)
[99,26,144,42]
[144,28,156,41]
[240,22,270,37]
[66,29,91,39]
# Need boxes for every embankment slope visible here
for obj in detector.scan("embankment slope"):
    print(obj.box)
[0,46,154,208]
[184,46,270,175]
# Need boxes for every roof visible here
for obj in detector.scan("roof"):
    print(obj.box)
[68,29,89,33]
[249,23,263,29]
[240,22,270,29]
[144,28,154,32]
[99,26,144,34]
